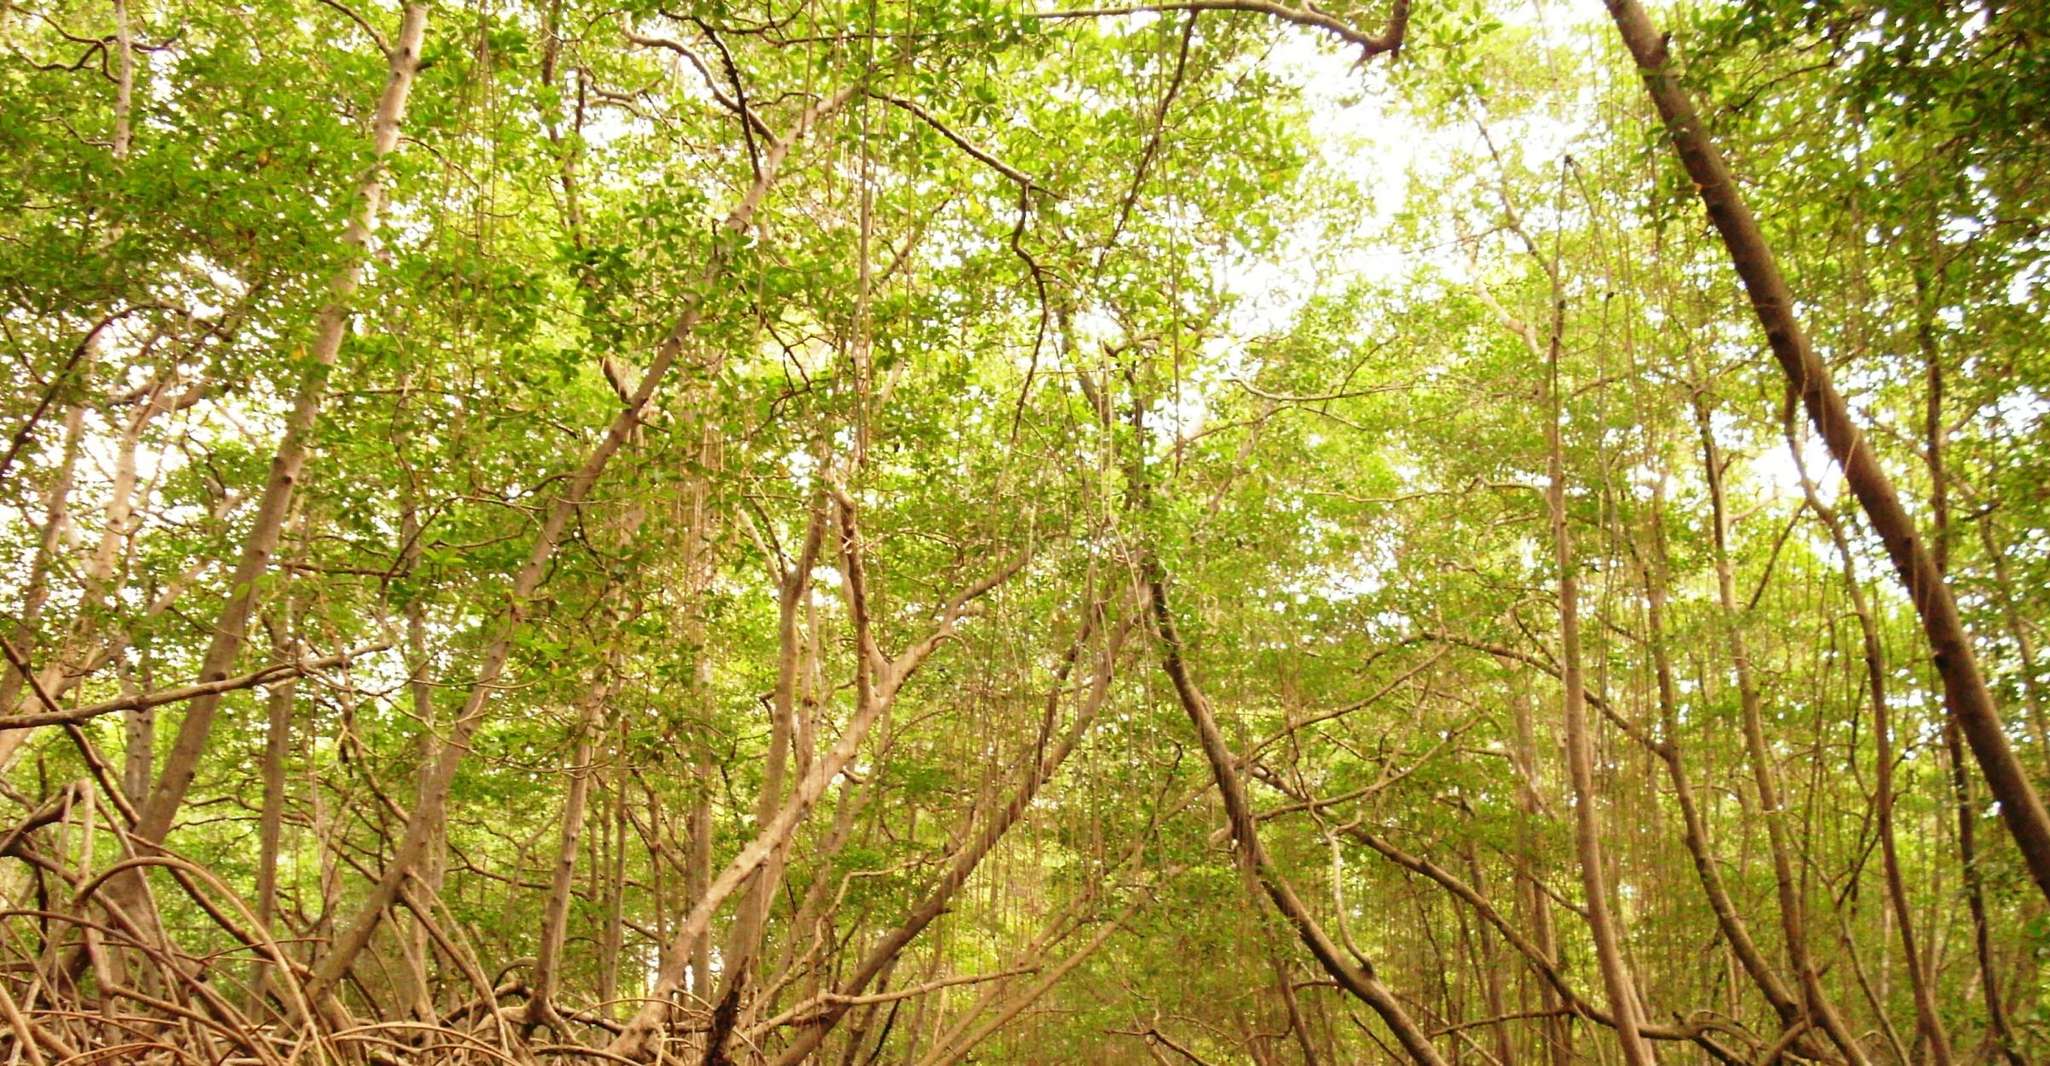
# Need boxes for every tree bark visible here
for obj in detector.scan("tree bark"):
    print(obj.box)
[1146,568,1450,1066]
[1544,287,1654,1066]
[755,611,1130,1065]
[307,85,859,1011]
[251,614,296,1010]
[525,678,610,1031]
[1601,0,2050,903]
[129,7,429,854]
[1694,400,1865,1065]
[1638,520,1802,1032]
[1509,689,1572,1066]
[705,507,826,1038]
[1784,397,1952,1063]
[606,486,1021,1060]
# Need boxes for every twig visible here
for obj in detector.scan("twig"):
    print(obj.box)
[1034,0,1408,59]
[0,644,388,731]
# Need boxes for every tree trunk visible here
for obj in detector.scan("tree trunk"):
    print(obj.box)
[608,486,1017,1060]
[1147,568,1450,1066]
[1601,0,2050,903]
[526,681,608,1031]
[130,8,430,856]
[308,85,858,1011]
[1509,689,1572,1066]
[251,628,295,1009]
[1545,294,1654,1066]
[1785,396,1952,1063]
[1694,399,1866,1064]
[756,612,1129,1066]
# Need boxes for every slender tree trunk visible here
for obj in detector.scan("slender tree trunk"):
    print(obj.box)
[395,393,443,1024]
[251,617,296,1010]
[1639,514,1803,1034]
[526,679,609,1031]
[1465,846,1515,1066]
[1545,300,1654,1066]
[1509,689,1572,1066]
[0,0,135,755]
[687,761,714,1003]
[756,613,1128,1066]
[78,11,433,969]
[608,486,1017,1060]
[1784,397,1951,1062]
[309,86,858,1012]
[916,815,1192,1066]
[128,8,429,856]
[1917,328,2026,1066]
[707,509,825,1044]
[105,412,153,797]
[1976,519,2050,758]
[600,728,627,1012]
[0,404,85,767]
[1694,400,1866,1064]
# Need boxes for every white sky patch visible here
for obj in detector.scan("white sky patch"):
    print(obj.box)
[1215,36,1425,339]
[1750,424,1840,509]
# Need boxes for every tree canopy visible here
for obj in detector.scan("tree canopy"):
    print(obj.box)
[2,0,2047,1062]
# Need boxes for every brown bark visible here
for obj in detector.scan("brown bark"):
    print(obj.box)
[1602,0,2050,903]
[706,507,827,1031]
[251,616,296,1010]
[397,389,442,1024]
[0,404,86,768]
[914,886,1152,1066]
[1918,313,2027,1066]
[1146,569,1450,1066]
[1250,768,1721,1049]
[606,486,1022,1059]
[1638,518,1800,1031]
[1509,689,1571,1066]
[1976,519,2050,759]
[1463,845,1515,1066]
[1694,400,1866,1065]
[128,7,429,855]
[0,0,140,762]
[525,678,611,1031]
[1543,290,1654,1066]
[686,761,714,1003]
[1784,399,1951,1063]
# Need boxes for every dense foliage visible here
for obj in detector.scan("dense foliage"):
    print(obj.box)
[2,0,2046,1061]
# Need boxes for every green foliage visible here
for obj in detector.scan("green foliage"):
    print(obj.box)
[2,0,2047,1060]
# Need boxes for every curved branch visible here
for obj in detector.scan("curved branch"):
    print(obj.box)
[868,91,1039,191]
[1035,0,1409,59]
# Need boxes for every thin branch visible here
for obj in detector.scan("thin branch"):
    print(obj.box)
[1035,0,1408,59]
[867,92,1039,190]
[0,644,388,731]
[313,0,391,54]
[620,21,780,147]
[759,967,1039,1029]
[692,18,762,180]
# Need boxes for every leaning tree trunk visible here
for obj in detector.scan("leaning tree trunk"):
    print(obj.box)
[606,485,1021,1060]
[1147,565,1450,1066]
[306,86,859,1013]
[1602,0,2050,903]
[757,612,1129,1066]
[91,5,431,951]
